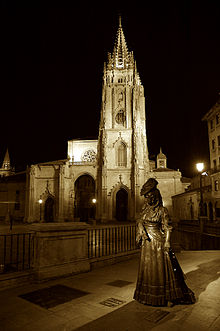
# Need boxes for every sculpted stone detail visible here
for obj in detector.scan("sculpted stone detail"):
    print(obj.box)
[108,181,129,197]
[81,149,97,162]
[45,180,52,196]
[115,109,126,125]
[118,89,123,103]
[113,132,127,147]
[30,165,35,176]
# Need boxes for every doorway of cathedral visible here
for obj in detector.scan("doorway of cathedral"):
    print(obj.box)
[74,175,95,221]
[116,189,128,222]
[44,196,54,222]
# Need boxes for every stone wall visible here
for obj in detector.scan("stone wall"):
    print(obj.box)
[29,222,90,280]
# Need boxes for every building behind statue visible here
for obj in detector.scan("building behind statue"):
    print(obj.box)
[0,19,188,224]
[172,96,220,221]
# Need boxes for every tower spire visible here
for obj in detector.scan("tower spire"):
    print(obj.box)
[2,148,10,169]
[0,148,13,177]
[107,16,133,69]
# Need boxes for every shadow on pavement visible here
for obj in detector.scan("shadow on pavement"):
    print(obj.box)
[75,258,220,331]
[184,258,220,299]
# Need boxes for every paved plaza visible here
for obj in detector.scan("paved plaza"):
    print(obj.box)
[0,250,220,331]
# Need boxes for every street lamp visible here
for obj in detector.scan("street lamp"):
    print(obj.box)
[196,163,204,216]
[196,163,204,173]
[91,198,97,219]
[38,199,43,220]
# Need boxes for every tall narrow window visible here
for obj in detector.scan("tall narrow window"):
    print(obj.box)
[212,139,215,150]
[118,143,127,167]
[213,159,217,170]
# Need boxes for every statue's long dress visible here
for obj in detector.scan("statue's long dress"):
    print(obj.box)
[134,204,195,306]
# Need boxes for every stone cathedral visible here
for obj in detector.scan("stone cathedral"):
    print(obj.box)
[0,19,188,224]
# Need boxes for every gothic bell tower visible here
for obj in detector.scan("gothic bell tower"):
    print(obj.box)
[97,17,149,221]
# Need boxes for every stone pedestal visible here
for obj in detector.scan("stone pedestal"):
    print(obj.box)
[29,222,90,281]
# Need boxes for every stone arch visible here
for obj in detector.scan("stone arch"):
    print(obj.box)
[74,171,96,182]
[74,174,96,221]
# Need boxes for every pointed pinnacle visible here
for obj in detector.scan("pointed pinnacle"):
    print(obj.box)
[119,15,122,27]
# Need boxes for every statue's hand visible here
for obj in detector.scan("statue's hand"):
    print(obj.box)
[164,242,170,253]
[164,246,170,253]
[136,233,142,246]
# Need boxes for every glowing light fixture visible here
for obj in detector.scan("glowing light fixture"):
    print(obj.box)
[38,199,43,220]
[196,163,204,172]
[92,198,97,204]
[196,162,205,217]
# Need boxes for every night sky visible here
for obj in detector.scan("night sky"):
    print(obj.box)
[1,2,220,177]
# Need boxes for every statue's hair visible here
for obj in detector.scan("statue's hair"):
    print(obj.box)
[153,188,163,205]
[145,188,163,206]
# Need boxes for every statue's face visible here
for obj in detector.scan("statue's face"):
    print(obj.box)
[144,191,158,206]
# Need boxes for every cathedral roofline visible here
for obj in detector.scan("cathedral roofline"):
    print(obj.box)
[33,159,68,166]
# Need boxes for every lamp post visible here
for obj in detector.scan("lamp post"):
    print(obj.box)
[196,163,204,217]
[92,198,97,219]
[38,199,43,220]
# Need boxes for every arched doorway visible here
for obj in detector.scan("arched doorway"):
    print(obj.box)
[74,175,95,221]
[116,188,128,221]
[44,196,54,222]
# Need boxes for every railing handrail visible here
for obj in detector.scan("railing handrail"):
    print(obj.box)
[88,222,136,230]
[0,231,35,236]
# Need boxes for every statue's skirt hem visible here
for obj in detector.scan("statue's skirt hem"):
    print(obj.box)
[134,241,196,306]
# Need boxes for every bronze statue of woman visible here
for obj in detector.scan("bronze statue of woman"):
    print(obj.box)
[134,178,195,307]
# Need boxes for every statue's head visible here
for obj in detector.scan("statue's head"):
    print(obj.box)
[141,178,162,207]
[140,178,158,196]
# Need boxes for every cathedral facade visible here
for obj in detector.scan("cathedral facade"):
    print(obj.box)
[26,20,149,223]
[0,19,188,224]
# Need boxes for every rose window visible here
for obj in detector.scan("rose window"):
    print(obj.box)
[81,150,97,162]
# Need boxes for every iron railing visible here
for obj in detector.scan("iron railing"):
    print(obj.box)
[0,232,35,274]
[173,219,220,250]
[0,224,138,274]
[88,223,137,259]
